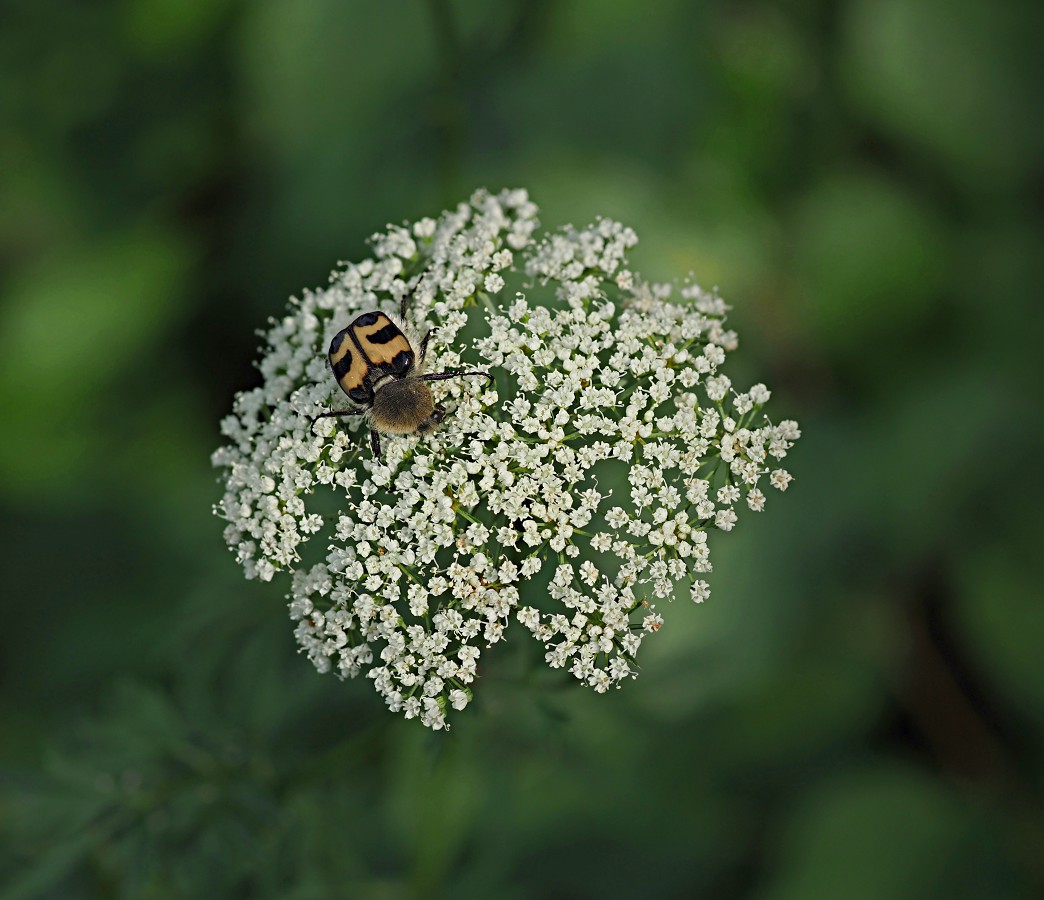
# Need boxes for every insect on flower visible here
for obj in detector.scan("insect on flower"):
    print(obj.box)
[310,294,493,459]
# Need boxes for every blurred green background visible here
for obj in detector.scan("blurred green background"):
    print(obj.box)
[2,0,1042,897]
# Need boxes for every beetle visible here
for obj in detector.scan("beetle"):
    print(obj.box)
[310,295,493,459]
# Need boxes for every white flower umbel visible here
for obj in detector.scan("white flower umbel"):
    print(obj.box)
[213,189,800,730]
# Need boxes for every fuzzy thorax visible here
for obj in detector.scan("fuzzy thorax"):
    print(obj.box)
[370,377,436,433]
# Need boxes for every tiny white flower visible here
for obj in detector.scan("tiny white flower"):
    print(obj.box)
[642,613,664,633]
[717,484,740,505]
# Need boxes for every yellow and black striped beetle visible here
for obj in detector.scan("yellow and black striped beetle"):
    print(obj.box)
[310,294,493,460]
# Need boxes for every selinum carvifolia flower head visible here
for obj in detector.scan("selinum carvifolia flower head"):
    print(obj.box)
[213,188,800,730]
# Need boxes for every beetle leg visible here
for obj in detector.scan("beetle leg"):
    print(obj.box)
[370,428,382,460]
[309,407,365,436]
[416,369,494,385]
[418,329,433,365]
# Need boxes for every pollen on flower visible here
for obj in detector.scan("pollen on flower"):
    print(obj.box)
[212,187,801,730]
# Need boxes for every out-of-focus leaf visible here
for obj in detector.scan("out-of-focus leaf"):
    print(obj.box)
[840,0,1044,189]
[0,230,189,395]
[0,140,84,257]
[717,652,887,770]
[385,730,483,896]
[755,766,1014,900]
[0,229,194,502]
[860,366,1023,563]
[955,545,1044,733]
[121,0,232,58]
[0,831,97,900]
[789,170,948,355]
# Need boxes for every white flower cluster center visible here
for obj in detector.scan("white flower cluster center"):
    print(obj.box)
[212,189,800,729]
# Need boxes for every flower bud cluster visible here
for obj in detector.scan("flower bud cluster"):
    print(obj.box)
[213,189,800,729]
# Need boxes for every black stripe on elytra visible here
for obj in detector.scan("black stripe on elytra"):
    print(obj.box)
[328,330,348,357]
[366,323,402,345]
[331,344,354,380]
[388,349,413,375]
[353,311,379,327]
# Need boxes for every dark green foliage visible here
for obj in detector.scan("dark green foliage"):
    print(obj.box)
[1,0,1041,897]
